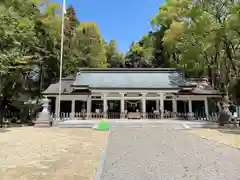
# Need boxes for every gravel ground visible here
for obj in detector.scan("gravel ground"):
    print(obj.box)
[0,127,107,180]
[100,124,240,180]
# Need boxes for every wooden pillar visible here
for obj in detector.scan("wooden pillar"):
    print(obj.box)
[120,92,125,119]
[103,93,108,118]
[172,95,177,117]
[188,99,192,113]
[188,99,193,120]
[55,96,60,118]
[156,100,160,111]
[159,93,164,119]
[141,92,146,118]
[71,100,75,119]
[204,97,209,120]
[87,96,91,119]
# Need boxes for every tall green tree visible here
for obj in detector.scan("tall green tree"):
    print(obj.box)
[34,1,62,92]
[152,0,240,107]
[78,22,108,68]
[63,22,108,75]
[0,0,40,99]
[64,5,79,38]
[105,40,125,68]
[149,29,171,68]
[125,35,156,68]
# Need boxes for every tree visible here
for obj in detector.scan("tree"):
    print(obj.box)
[149,30,171,68]
[0,0,126,120]
[151,0,240,110]
[79,23,108,68]
[34,1,62,92]
[64,5,79,38]
[0,0,39,98]
[63,22,108,75]
[125,35,156,68]
[105,40,125,68]
[125,42,145,68]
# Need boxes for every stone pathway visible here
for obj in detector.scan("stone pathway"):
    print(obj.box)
[100,124,240,180]
[59,119,218,128]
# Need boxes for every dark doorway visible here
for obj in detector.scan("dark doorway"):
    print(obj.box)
[75,100,87,119]
[192,101,205,117]
[126,100,141,112]
[107,100,120,119]
[164,100,173,112]
[75,101,86,113]
[146,100,156,113]
[91,100,103,113]
[60,101,71,117]
[177,100,189,113]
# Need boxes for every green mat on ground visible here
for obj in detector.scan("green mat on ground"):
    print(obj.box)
[94,118,110,131]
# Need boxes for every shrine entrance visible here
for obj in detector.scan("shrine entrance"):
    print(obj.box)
[107,100,121,119]
[126,100,141,112]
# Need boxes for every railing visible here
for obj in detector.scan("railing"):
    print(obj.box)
[2,111,221,122]
[107,112,121,119]
[1,111,20,124]
[50,111,218,121]
[0,110,227,128]
[2,110,233,128]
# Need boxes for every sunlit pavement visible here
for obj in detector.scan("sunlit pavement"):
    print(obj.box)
[59,119,217,128]
[99,124,240,180]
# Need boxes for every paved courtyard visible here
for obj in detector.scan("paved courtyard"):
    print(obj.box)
[100,123,240,180]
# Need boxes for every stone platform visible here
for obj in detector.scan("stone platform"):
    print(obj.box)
[58,119,218,128]
[58,120,96,128]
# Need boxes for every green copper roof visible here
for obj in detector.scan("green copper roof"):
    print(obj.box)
[73,68,188,89]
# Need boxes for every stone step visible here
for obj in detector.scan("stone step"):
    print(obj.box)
[58,120,95,128]
[59,124,93,128]
[34,124,51,128]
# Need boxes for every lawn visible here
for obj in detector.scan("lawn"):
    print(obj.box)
[0,127,108,180]
[187,128,240,148]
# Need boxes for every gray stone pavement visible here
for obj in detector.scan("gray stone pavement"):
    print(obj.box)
[99,123,240,180]
[59,119,217,128]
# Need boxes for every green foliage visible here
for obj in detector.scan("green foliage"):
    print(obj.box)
[64,5,78,38]
[0,0,39,98]
[125,35,157,68]
[2,0,239,107]
[0,0,108,105]
[105,40,125,68]
[63,22,108,75]
[151,0,240,101]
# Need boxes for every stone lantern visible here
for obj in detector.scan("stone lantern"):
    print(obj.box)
[34,97,52,127]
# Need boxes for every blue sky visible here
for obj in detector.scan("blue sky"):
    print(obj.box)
[56,0,162,52]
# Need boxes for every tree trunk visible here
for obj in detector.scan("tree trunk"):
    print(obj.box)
[224,38,237,75]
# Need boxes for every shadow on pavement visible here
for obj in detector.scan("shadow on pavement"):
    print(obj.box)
[0,129,10,133]
[218,129,240,135]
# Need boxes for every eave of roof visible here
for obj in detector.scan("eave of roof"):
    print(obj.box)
[178,92,224,95]
[87,87,181,90]
[61,75,75,80]
[42,93,89,95]
[72,85,181,90]
[77,68,181,73]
